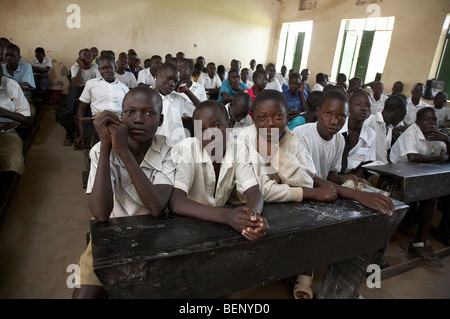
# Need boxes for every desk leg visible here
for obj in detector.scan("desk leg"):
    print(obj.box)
[317,252,374,299]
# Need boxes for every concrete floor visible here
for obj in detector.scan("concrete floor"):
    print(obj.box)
[0,105,449,299]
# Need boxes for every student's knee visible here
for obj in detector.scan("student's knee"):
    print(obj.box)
[72,285,109,299]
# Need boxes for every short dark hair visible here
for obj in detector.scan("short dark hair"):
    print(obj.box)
[306,91,324,111]
[416,106,436,121]
[35,47,45,55]
[316,72,326,83]
[318,90,348,109]
[384,95,406,114]
[193,99,229,121]
[289,72,301,81]
[253,89,288,113]
[124,87,163,115]
[252,69,266,82]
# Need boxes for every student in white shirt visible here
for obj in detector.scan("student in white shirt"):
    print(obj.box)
[76,55,129,147]
[264,63,282,92]
[338,90,376,180]
[176,58,207,117]
[240,68,253,88]
[114,53,137,89]
[225,91,253,138]
[369,81,389,114]
[390,107,450,268]
[364,95,407,166]
[403,83,431,126]
[311,72,327,92]
[275,65,288,87]
[70,48,100,86]
[197,62,222,100]
[432,91,450,128]
[137,55,163,87]
[169,100,268,241]
[30,47,52,92]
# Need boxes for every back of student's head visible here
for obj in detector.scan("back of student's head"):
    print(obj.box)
[253,89,288,113]
[316,73,326,83]
[384,95,406,114]
[232,92,252,112]
[318,90,348,111]
[193,99,229,122]
[306,91,324,111]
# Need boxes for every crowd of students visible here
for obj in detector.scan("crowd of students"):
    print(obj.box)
[1,40,449,299]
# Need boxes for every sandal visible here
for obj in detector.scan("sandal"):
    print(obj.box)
[293,272,314,299]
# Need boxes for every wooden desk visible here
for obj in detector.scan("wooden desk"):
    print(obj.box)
[366,162,450,203]
[91,199,408,299]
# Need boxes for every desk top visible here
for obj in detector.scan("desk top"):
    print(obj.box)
[366,162,450,179]
[91,199,408,269]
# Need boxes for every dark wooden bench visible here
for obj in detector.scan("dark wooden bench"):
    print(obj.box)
[90,198,408,299]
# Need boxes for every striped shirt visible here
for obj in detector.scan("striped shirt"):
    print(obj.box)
[86,135,175,218]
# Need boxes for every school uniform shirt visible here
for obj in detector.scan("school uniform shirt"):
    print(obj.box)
[265,78,282,92]
[125,65,143,79]
[244,80,254,88]
[2,62,36,98]
[29,56,53,70]
[311,83,324,92]
[275,73,288,87]
[78,77,129,116]
[435,107,450,127]
[153,89,186,145]
[115,71,138,89]
[339,118,377,173]
[86,135,175,218]
[70,62,100,85]
[293,122,345,180]
[137,67,155,86]
[0,76,31,117]
[282,87,308,112]
[363,112,392,165]
[225,103,253,138]
[369,93,389,114]
[403,97,431,125]
[170,136,258,207]
[197,72,222,91]
[237,124,314,203]
[177,82,208,117]
[389,123,447,163]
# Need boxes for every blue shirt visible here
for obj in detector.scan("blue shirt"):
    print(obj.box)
[287,114,306,131]
[125,66,143,79]
[282,88,308,112]
[218,79,248,103]
[2,62,36,98]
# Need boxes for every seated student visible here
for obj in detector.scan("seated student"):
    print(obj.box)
[390,107,450,268]
[175,51,185,62]
[152,62,188,144]
[71,48,100,87]
[76,55,129,147]
[336,73,348,90]
[244,69,267,102]
[264,63,282,92]
[218,69,248,104]
[0,37,12,64]
[137,55,163,87]
[125,50,143,79]
[369,81,389,114]
[197,62,222,100]
[90,47,99,64]
[225,91,253,138]
[225,59,241,79]
[287,90,322,131]
[292,90,395,298]
[248,59,256,82]
[282,72,308,122]
[143,58,151,69]
[275,65,288,87]
[0,66,33,203]
[164,53,173,63]
[191,62,203,82]
[300,69,311,94]
[169,100,268,241]
[402,83,431,126]
[311,72,327,92]
[390,80,404,95]
[240,68,253,88]
[72,87,175,299]
[2,43,36,100]
[431,91,450,128]
[195,56,206,73]
[364,95,407,167]
[217,65,226,82]
[114,52,137,89]
[29,47,52,92]
[338,90,376,181]
[346,77,363,99]
[176,58,207,117]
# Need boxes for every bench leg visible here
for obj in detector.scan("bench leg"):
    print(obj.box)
[317,252,374,299]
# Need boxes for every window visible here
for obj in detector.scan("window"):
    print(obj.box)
[331,16,395,84]
[434,15,450,99]
[276,21,313,73]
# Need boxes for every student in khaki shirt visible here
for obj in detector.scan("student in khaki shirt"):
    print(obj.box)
[169,100,268,241]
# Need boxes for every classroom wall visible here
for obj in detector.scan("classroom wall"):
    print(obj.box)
[0,0,280,91]
[273,0,450,94]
